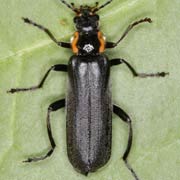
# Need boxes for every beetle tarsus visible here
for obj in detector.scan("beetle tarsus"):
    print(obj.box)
[159,72,169,77]
[22,158,33,163]
[7,86,40,93]
[124,159,140,180]
[137,72,169,78]
[22,17,30,23]
[22,148,55,163]
[144,17,152,23]
[7,89,16,93]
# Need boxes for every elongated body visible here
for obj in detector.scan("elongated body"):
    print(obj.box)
[66,55,112,175]
[7,1,168,180]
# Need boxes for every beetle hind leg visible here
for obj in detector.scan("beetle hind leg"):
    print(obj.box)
[23,99,65,163]
[113,105,140,180]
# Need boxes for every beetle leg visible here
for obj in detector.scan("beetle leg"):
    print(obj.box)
[7,64,67,93]
[23,99,65,163]
[113,105,139,180]
[22,17,71,48]
[110,58,169,78]
[106,18,152,48]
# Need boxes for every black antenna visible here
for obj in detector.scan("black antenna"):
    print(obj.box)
[93,0,113,12]
[60,0,79,13]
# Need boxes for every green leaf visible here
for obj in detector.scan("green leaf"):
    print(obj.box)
[0,0,179,180]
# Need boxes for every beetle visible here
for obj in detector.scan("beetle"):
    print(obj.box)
[7,0,169,179]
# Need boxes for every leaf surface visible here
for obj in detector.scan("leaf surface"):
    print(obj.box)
[0,0,179,180]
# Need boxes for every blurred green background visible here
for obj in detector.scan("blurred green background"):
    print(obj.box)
[0,0,179,180]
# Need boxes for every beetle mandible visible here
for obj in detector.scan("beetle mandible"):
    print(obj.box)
[7,0,169,179]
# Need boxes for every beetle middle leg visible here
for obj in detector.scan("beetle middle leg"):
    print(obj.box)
[7,64,67,93]
[113,105,139,180]
[110,58,169,78]
[23,99,65,163]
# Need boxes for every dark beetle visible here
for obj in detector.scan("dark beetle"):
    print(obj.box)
[67,55,111,174]
[7,0,168,179]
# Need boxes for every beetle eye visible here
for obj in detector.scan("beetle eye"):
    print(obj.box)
[94,14,99,21]
[73,17,79,23]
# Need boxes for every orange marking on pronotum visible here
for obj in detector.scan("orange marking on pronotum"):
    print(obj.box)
[98,31,106,53]
[71,31,79,54]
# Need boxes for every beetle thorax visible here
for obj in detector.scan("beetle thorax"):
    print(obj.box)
[71,31,106,55]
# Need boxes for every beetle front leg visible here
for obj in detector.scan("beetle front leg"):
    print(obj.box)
[110,58,169,78]
[22,18,71,48]
[23,99,65,163]
[7,64,67,93]
[113,105,139,180]
[106,18,152,48]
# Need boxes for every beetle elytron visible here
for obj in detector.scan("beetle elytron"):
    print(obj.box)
[7,0,168,179]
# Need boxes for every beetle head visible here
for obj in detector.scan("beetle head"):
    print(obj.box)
[73,6,100,33]
[59,1,113,33]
